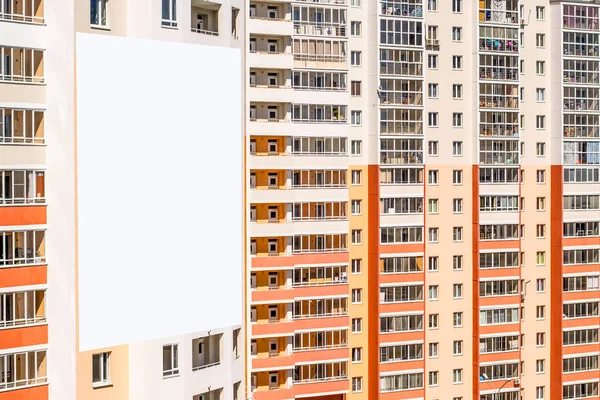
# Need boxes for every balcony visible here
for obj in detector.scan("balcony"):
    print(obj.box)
[191,0,220,36]
[193,389,222,400]
[249,15,293,37]
[563,5,600,31]
[293,297,348,319]
[293,6,347,37]
[380,139,424,165]
[251,370,291,395]
[292,70,348,99]
[293,361,348,385]
[0,108,45,145]
[0,230,46,267]
[293,39,347,69]
[0,170,45,205]
[0,0,44,24]
[0,349,47,391]
[0,290,46,329]
[0,47,44,84]
[293,265,348,287]
[478,29,519,53]
[380,1,423,18]
[192,333,222,371]
[294,0,347,5]
[292,104,347,124]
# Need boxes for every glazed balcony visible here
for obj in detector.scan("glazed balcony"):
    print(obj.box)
[0,230,46,266]
[293,361,348,384]
[0,349,47,391]
[478,26,519,53]
[191,0,220,36]
[564,59,600,85]
[563,32,599,58]
[295,0,347,5]
[293,6,346,37]
[292,201,347,221]
[563,4,600,31]
[293,297,348,319]
[192,333,222,371]
[478,0,518,25]
[0,170,45,204]
[478,142,520,165]
[293,70,347,91]
[380,0,423,18]
[292,104,347,124]
[380,109,423,136]
[0,289,46,329]
[479,85,519,109]
[380,49,423,77]
[292,39,347,69]
[293,233,347,254]
[480,111,519,137]
[479,54,519,81]
[0,108,44,145]
[380,138,423,165]
[0,0,44,24]
[0,47,44,84]
[293,264,348,286]
[379,79,423,106]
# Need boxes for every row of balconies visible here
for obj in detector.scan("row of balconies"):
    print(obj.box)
[0,47,44,84]
[250,234,347,257]
[0,0,44,24]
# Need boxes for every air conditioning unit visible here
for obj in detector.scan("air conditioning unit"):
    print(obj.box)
[425,38,440,46]
[513,378,521,386]
[433,39,440,46]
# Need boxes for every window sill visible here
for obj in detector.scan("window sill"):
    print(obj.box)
[90,24,111,31]
[92,381,112,389]
[163,373,180,380]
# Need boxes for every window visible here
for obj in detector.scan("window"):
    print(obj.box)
[352,288,362,304]
[452,84,462,99]
[536,170,546,183]
[536,251,545,266]
[536,142,546,156]
[350,0,361,6]
[453,284,463,299]
[427,25,438,40]
[91,0,109,26]
[453,312,463,327]
[429,371,439,386]
[429,256,439,272]
[453,369,463,384]
[429,228,439,243]
[536,6,545,20]
[429,342,438,358]
[351,259,362,274]
[351,110,362,126]
[351,140,362,155]
[351,81,362,96]
[351,200,362,215]
[428,199,439,214]
[536,224,546,238]
[351,21,361,36]
[453,141,463,156]
[428,112,438,127]
[453,340,463,355]
[520,59,524,73]
[453,255,463,270]
[352,377,363,393]
[536,88,545,102]
[428,54,438,69]
[453,170,463,184]
[352,318,362,333]
[536,386,545,400]
[428,83,438,98]
[428,285,439,300]
[536,279,545,292]
[452,113,463,127]
[536,332,545,346]
[536,115,546,129]
[351,51,362,66]
[536,34,545,48]
[161,0,177,27]
[92,352,111,385]
[452,0,461,12]
[452,56,462,70]
[429,170,439,184]
[428,0,437,11]
[162,344,179,377]
[352,347,362,362]
[452,27,462,42]
[536,61,545,75]
[352,229,362,245]
[536,359,545,373]
[429,314,439,329]
[536,305,545,320]
[352,170,362,185]
[520,114,525,129]
[428,141,439,156]
[536,197,545,211]
[453,199,463,213]
[453,227,463,242]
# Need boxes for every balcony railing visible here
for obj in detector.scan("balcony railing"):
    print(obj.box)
[249,49,291,55]
[0,290,46,329]
[293,23,346,37]
[192,361,220,371]
[380,63,423,77]
[0,47,44,84]
[380,152,423,165]
[294,0,347,5]
[564,73,600,85]
[564,100,599,112]
[479,98,519,109]
[0,0,44,24]
[380,122,423,136]
[564,127,599,138]
[380,4,423,17]
[293,54,346,63]
[479,9,518,24]
[480,68,518,81]
[191,27,219,36]
[480,126,519,137]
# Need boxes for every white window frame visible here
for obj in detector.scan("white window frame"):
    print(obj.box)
[92,352,111,386]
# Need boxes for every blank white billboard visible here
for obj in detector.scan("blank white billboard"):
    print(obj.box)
[75,33,242,351]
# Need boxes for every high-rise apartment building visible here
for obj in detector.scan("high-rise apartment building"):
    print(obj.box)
[245,1,599,400]
[1,1,244,400]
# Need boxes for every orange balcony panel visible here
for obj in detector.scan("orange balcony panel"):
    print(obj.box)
[252,388,294,400]
[292,379,349,397]
[563,317,598,329]
[479,350,520,363]
[0,265,47,289]
[563,264,600,274]
[292,285,348,299]
[478,380,519,393]
[380,243,423,255]
[380,388,425,400]
[479,295,521,307]
[379,302,424,314]
[563,237,600,247]
[252,321,294,337]
[0,325,47,351]
[479,323,520,335]
[252,355,295,370]
[293,316,349,331]
[0,206,46,226]
[380,359,424,374]
[291,252,349,266]
[563,343,598,355]
[252,289,294,303]
[0,384,48,400]
[563,291,599,302]
[479,267,520,279]
[293,347,348,364]
[478,240,520,251]
[563,370,600,383]
[379,331,424,343]
[379,273,424,285]
[252,255,295,269]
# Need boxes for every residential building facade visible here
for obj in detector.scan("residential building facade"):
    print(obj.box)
[245,1,600,400]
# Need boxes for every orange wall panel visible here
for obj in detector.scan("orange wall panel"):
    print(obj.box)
[0,325,48,350]
[0,385,48,400]
[0,206,47,226]
[0,266,47,288]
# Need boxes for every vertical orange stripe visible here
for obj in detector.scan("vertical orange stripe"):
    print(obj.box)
[367,165,380,399]
[471,165,480,400]
[549,165,563,400]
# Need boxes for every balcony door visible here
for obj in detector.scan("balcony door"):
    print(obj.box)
[269,372,278,389]
[250,273,256,289]
[269,339,278,356]
[268,306,278,322]
[268,272,278,288]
